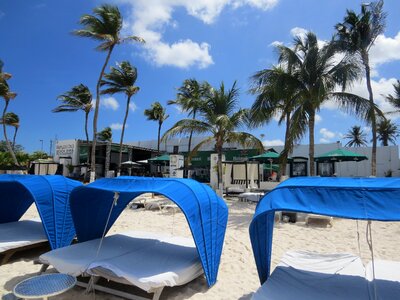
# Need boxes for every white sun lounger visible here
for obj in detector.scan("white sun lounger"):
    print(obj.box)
[252,251,370,300]
[0,219,47,264]
[39,231,203,300]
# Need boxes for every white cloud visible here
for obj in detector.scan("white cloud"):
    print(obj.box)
[263,139,284,146]
[319,128,336,143]
[290,27,308,39]
[315,114,322,124]
[121,0,278,68]
[110,123,128,130]
[370,32,400,73]
[349,77,400,120]
[101,97,119,111]
[129,102,137,112]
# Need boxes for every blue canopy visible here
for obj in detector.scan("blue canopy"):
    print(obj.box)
[0,174,82,249]
[250,177,400,284]
[69,176,228,287]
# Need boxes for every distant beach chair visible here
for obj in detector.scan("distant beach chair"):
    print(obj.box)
[305,214,333,227]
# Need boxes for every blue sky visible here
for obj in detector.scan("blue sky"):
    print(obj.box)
[0,0,400,153]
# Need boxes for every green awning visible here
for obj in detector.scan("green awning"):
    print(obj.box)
[314,149,368,162]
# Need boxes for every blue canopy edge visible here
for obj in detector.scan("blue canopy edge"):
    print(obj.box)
[0,174,82,249]
[69,176,228,287]
[249,177,400,285]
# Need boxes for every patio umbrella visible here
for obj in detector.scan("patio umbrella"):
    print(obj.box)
[121,161,142,167]
[249,151,280,163]
[148,154,170,163]
[314,148,368,176]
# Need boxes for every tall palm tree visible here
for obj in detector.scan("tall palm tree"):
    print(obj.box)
[101,61,139,175]
[97,126,112,142]
[163,81,264,188]
[144,102,169,152]
[377,119,399,146]
[74,4,144,181]
[53,84,93,164]
[0,112,20,151]
[0,60,18,166]
[271,32,373,176]
[167,79,212,153]
[344,125,368,147]
[250,66,299,176]
[335,0,386,176]
[385,80,400,114]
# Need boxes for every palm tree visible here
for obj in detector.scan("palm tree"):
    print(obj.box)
[167,79,212,153]
[0,112,20,151]
[53,84,92,164]
[144,102,169,152]
[335,0,386,176]
[97,126,112,142]
[385,80,400,114]
[74,4,144,181]
[250,66,299,176]
[344,125,368,147]
[269,32,373,176]
[163,81,264,188]
[377,119,399,146]
[0,60,18,166]
[101,61,139,175]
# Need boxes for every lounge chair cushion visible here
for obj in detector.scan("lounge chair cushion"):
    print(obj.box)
[0,220,47,253]
[252,251,369,300]
[39,231,203,292]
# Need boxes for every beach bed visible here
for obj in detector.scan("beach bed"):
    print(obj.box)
[39,231,203,300]
[0,220,48,265]
[252,251,400,300]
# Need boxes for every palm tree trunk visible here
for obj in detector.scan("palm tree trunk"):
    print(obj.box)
[280,112,291,176]
[157,122,161,153]
[2,100,18,166]
[12,126,18,151]
[217,142,223,189]
[188,110,196,153]
[84,111,90,166]
[363,53,377,176]
[309,111,315,176]
[90,45,115,182]
[185,111,196,178]
[118,95,132,175]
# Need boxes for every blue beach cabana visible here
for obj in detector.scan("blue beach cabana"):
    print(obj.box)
[249,177,400,299]
[0,175,82,253]
[69,176,228,287]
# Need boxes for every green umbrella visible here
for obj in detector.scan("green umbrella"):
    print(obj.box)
[314,149,368,162]
[249,151,280,163]
[148,154,170,162]
[263,164,280,172]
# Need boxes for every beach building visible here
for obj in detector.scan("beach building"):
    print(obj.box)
[129,137,400,178]
[53,139,157,178]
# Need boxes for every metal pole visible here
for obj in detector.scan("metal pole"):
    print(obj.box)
[40,139,43,152]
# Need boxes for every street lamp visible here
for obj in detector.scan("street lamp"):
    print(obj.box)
[39,139,43,152]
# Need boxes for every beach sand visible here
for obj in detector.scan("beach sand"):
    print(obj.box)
[1,198,400,299]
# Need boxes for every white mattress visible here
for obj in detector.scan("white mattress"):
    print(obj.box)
[39,231,203,293]
[366,260,400,299]
[252,251,370,300]
[0,219,47,253]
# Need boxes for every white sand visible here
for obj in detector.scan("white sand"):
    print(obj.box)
[1,198,400,299]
